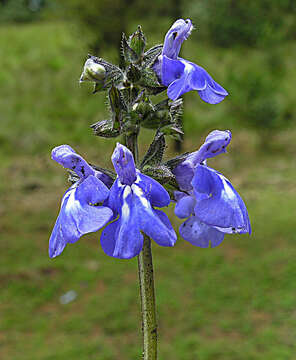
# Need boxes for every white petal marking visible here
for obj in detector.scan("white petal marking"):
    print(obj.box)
[121,186,131,219]
[220,176,236,202]
[64,188,81,214]
[132,184,150,209]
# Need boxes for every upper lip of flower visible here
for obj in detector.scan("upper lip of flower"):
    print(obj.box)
[183,19,193,40]
[173,19,193,41]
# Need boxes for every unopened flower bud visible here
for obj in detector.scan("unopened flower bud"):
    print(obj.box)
[80,59,106,83]
[133,101,154,117]
[129,25,146,59]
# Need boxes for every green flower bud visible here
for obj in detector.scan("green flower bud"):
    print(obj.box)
[80,58,106,83]
[129,25,146,60]
[133,101,154,117]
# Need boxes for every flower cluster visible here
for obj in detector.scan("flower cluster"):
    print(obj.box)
[49,134,250,258]
[49,18,250,260]
[49,143,176,259]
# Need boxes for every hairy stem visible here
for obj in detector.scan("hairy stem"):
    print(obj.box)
[125,129,139,164]
[126,132,157,359]
[137,234,158,360]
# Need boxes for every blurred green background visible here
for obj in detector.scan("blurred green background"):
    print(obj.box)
[1,1,296,359]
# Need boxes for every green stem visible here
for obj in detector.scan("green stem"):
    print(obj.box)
[126,132,157,360]
[125,129,139,164]
[137,234,158,360]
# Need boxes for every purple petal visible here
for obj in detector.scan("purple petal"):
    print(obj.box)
[163,57,207,100]
[51,145,94,179]
[162,57,228,103]
[187,130,232,165]
[188,60,229,103]
[173,160,195,191]
[174,194,195,219]
[198,87,227,105]
[191,164,213,194]
[151,209,177,247]
[100,186,143,259]
[95,171,114,189]
[192,165,251,234]
[76,175,110,204]
[153,57,162,81]
[162,19,193,59]
[132,184,177,247]
[174,190,188,202]
[105,178,124,215]
[48,216,66,258]
[100,220,119,258]
[111,143,136,186]
[173,130,232,189]
[180,215,225,248]
[161,55,185,87]
[136,172,170,207]
[62,185,112,236]
[75,204,113,235]
[49,184,113,258]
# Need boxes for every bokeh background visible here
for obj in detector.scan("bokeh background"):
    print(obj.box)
[1,1,296,359]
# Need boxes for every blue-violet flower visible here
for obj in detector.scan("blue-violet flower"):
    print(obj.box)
[174,130,251,247]
[154,19,228,104]
[101,143,177,259]
[49,145,113,258]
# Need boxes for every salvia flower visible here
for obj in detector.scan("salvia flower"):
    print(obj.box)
[49,145,113,258]
[154,19,228,104]
[101,143,177,259]
[174,130,251,248]
[173,129,232,191]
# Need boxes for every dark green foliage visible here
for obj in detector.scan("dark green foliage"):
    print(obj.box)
[59,0,140,52]
[187,0,296,47]
[0,0,46,22]
[231,73,280,128]
[228,52,292,140]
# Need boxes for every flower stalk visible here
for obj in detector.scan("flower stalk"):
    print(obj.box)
[126,131,158,359]
[125,129,139,165]
[137,234,158,360]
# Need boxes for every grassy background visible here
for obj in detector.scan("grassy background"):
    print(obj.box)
[1,22,296,360]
